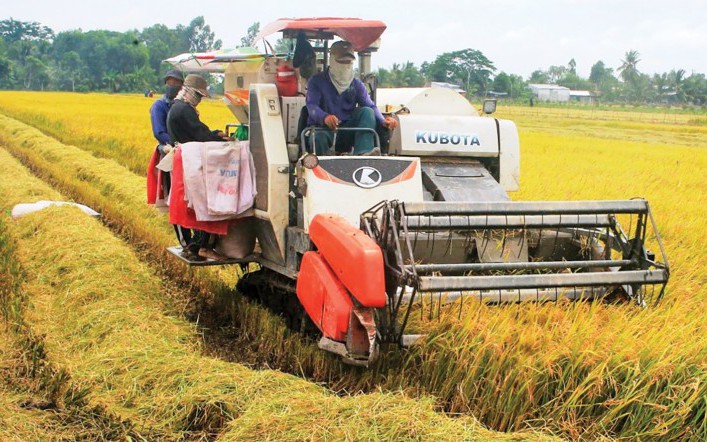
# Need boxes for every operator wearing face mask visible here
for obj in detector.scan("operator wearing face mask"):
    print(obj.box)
[147,69,183,212]
[150,69,184,154]
[306,40,397,156]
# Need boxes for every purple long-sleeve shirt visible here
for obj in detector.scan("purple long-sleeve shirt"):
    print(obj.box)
[306,69,384,126]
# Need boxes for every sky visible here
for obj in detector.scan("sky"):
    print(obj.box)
[4,0,707,78]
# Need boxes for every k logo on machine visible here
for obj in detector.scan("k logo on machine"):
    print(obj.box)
[352,166,383,188]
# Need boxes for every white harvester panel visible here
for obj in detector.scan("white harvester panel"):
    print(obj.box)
[498,119,520,192]
[394,114,500,157]
[377,87,479,116]
[303,157,424,231]
[249,83,291,259]
[281,96,306,144]
[379,86,520,192]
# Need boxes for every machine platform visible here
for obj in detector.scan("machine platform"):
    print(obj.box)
[167,246,258,267]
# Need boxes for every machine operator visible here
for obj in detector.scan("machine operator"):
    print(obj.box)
[305,40,397,156]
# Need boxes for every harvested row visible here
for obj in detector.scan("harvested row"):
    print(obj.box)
[0,112,334,377]
[0,91,234,175]
[1,238,80,442]
[0,203,136,440]
[0,147,551,440]
[0,322,134,441]
[0,329,92,442]
[1,110,706,439]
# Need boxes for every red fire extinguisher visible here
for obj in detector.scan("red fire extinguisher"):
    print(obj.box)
[276,62,298,97]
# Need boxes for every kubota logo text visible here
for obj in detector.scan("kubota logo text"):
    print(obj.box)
[415,131,481,146]
[352,167,382,189]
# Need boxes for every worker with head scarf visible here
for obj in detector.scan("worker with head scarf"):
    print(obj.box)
[151,69,184,147]
[167,74,232,261]
[305,40,397,155]
[167,74,231,144]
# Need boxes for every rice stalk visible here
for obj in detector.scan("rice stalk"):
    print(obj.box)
[0,96,706,439]
[0,146,553,441]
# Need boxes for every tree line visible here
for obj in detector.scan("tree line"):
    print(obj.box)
[376,50,707,105]
[0,17,220,92]
[1,17,706,105]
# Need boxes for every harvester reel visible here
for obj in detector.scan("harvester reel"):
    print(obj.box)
[361,199,670,342]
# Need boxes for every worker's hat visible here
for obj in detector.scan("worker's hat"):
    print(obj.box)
[183,74,210,97]
[330,41,356,63]
[164,69,184,83]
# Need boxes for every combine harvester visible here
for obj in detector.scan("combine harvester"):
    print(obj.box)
[165,18,669,366]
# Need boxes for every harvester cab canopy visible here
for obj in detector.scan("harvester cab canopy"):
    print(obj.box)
[254,17,386,79]
[162,47,269,73]
[164,18,386,73]
[254,17,386,52]
[163,17,387,128]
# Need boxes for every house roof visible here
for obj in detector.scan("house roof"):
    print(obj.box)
[569,90,594,97]
[529,84,570,90]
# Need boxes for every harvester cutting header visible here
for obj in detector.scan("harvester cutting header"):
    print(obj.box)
[161,18,669,366]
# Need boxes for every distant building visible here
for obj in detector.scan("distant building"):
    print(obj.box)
[569,90,596,104]
[662,91,680,104]
[529,84,570,102]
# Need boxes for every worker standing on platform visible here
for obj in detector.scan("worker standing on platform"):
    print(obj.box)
[167,74,232,261]
[149,69,184,195]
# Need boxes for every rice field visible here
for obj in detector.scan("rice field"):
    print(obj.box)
[0,91,705,440]
[0,91,234,175]
[0,147,543,441]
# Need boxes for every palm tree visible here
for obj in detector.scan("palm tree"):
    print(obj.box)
[618,50,641,85]
[670,69,687,101]
[568,58,577,75]
[102,71,119,93]
[653,73,669,100]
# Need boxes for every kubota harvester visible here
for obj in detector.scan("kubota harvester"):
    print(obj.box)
[165,18,669,366]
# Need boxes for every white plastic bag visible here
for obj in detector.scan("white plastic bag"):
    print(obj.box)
[156,149,175,172]
[11,201,100,219]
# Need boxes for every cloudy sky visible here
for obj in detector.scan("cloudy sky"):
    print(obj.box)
[4,0,706,78]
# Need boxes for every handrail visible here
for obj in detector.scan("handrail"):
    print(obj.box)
[300,126,381,155]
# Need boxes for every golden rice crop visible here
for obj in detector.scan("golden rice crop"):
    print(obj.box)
[0,147,548,441]
[0,92,705,439]
[0,91,234,175]
[0,331,91,441]
[0,112,340,378]
[495,107,707,149]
